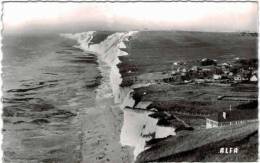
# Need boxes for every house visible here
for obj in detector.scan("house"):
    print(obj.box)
[228,72,234,76]
[221,63,230,67]
[182,68,187,73]
[171,70,177,75]
[213,74,222,80]
[250,75,257,82]
[234,75,242,81]
[202,68,211,72]
[206,110,257,128]
[223,70,230,74]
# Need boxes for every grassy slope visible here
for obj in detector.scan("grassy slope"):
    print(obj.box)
[136,122,258,162]
[132,83,257,114]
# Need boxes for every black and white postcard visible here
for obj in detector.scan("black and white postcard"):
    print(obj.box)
[1,1,258,162]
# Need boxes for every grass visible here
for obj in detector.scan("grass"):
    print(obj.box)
[136,122,258,162]
[131,82,257,114]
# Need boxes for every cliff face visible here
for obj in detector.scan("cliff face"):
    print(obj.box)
[62,31,138,104]
[62,31,177,160]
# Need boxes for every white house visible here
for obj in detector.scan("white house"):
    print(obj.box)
[213,74,222,80]
[221,63,230,67]
[250,75,257,82]
[182,68,187,73]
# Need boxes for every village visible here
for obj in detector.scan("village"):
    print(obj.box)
[172,58,257,83]
[133,57,258,85]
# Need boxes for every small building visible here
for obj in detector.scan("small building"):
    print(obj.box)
[181,72,187,76]
[171,70,177,75]
[213,74,222,80]
[228,72,234,76]
[250,75,258,82]
[202,68,211,72]
[221,63,230,67]
[223,70,230,74]
[206,110,257,128]
[234,57,240,61]
[234,75,242,81]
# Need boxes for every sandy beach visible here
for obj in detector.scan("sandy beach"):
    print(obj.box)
[81,99,133,163]
[2,33,133,163]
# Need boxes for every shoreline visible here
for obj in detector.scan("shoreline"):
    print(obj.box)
[62,32,136,162]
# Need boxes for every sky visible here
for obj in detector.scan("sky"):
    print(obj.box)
[2,2,258,34]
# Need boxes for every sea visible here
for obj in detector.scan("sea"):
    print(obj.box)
[2,33,101,163]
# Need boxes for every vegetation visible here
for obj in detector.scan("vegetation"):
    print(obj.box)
[136,122,258,162]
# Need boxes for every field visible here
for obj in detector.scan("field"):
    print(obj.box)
[132,82,257,114]
[136,122,258,162]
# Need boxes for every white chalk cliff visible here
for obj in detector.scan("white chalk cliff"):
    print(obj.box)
[61,31,175,160]
[62,31,137,104]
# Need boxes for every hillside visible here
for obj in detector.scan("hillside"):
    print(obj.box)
[117,31,258,162]
[136,122,258,162]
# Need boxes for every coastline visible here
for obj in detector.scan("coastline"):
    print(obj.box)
[62,31,137,162]
[62,30,258,162]
[3,30,257,163]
